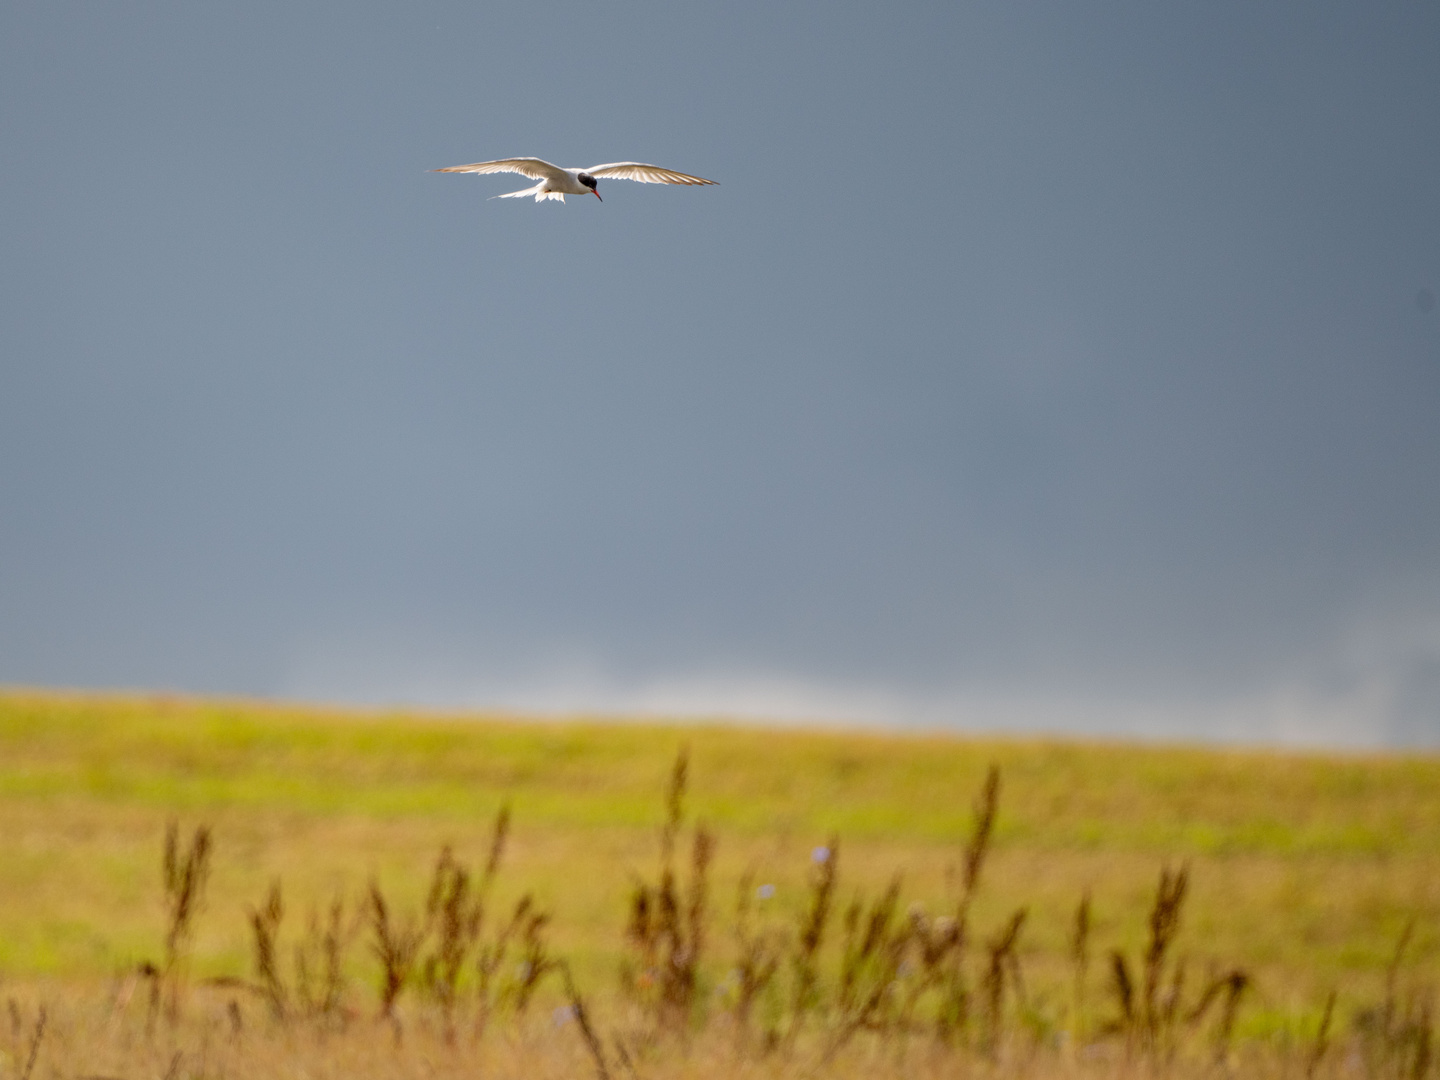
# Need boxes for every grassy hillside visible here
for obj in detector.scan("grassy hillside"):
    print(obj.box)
[0,687,1436,1036]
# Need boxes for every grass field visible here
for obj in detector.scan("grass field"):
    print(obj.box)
[1,687,1437,1077]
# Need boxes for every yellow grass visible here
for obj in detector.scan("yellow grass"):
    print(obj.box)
[0,686,1436,1077]
[0,995,1373,1080]
[0,998,1338,1080]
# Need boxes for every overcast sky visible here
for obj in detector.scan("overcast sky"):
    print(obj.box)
[2,2,1438,746]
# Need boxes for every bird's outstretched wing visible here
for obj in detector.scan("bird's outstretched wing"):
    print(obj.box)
[582,162,717,186]
[432,157,571,184]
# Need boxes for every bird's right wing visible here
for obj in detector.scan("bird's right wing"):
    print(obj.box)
[432,157,570,183]
[583,162,717,186]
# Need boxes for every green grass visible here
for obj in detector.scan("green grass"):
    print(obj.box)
[0,686,1436,1027]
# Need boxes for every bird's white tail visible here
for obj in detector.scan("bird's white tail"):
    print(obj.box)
[491,184,565,203]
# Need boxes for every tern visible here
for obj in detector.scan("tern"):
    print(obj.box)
[432,157,717,203]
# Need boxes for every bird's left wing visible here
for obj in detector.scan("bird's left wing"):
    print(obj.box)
[583,162,717,186]
[432,157,570,184]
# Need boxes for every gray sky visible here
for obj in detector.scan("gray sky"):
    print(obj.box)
[3,2,1438,746]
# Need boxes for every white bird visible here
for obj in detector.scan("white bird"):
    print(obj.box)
[432,156,717,203]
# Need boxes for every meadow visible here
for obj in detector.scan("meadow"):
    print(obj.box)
[0,687,1436,1079]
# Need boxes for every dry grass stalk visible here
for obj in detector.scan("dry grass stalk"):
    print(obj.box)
[510,903,557,1015]
[1070,890,1091,1040]
[232,882,359,1029]
[1366,997,1438,1080]
[623,753,686,1012]
[836,877,901,1016]
[662,746,688,866]
[420,846,481,1042]
[626,881,659,993]
[1179,966,1252,1065]
[132,960,163,1033]
[1413,1002,1434,1080]
[934,765,1001,1042]
[1108,950,1135,1037]
[961,765,1001,911]
[562,961,612,1080]
[1210,969,1250,1062]
[625,747,716,1035]
[475,894,532,1040]
[981,908,1026,1055]
[1305,989,1336,1080]
[784,836,838,1050]
[444,807,513,1039]
[249,879,287,1021]
[1141,863,1188,1047]
[1103,865,1197,1060]
[612,1036,642,1080]
[160,822,213,1020]
[483,802,512,886]
[730,869,783,1046]
[18,1005,45,1080]
[894,903,959,1040]
[294,894,358,1025]
[822,877,912,1063]
[1385,917,1417,1033]
[1357,921,1434,1080]
[367,879,428,1024]
[659,824,715,1030]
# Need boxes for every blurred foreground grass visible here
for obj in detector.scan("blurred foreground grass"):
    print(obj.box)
[0,686,1436,1028]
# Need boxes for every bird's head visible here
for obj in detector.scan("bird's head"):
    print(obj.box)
[578,173,601,201]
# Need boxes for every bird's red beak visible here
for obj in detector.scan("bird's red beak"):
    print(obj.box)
[593,189,602,201]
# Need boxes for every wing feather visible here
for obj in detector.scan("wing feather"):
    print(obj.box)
[432,157,570,184]
[583,162,717,186]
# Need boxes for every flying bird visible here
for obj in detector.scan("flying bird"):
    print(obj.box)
[432,157,717,203]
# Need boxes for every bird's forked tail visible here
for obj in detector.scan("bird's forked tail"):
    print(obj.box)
[491,184,566,203]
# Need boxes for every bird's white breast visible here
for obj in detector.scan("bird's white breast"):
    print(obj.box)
[544,170,589,195]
